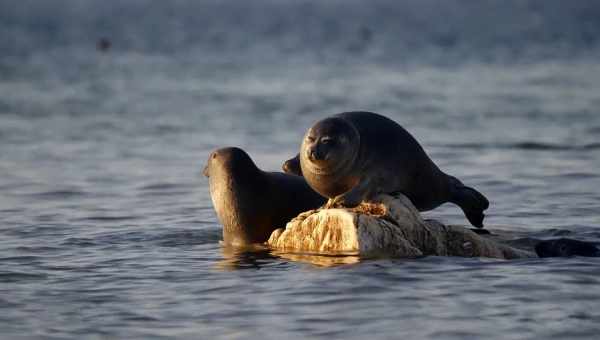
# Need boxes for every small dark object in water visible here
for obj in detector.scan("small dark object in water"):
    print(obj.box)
[97,37,111,52]
[535,238,600,257]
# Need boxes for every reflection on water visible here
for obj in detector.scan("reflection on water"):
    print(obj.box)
[218,244,361,269]
[272,251,361,267]
[217,244,276,270]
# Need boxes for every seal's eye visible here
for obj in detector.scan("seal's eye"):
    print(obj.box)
[307,136,316,143]
[212,153,217,159]
[321,137,334,145]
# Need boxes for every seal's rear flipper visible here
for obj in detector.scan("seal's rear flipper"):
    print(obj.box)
[470,228,491,235]
[451,185,489,228]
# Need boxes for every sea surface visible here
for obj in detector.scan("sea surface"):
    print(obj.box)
[1,1,600,339]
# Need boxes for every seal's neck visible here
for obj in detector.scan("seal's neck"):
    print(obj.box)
[209,169,267,245]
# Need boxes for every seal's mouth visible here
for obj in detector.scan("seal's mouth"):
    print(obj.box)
[304,160,336,175]
[307,157,331,167]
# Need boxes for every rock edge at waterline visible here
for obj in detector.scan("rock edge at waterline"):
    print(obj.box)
[267,194,536,259]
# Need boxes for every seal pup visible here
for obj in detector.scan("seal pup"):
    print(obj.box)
[283,111,489,228]
[204,147,325,246]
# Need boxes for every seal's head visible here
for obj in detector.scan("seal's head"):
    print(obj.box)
[300,117,360,197]
[204,147,258,179]
[204,147,261,203]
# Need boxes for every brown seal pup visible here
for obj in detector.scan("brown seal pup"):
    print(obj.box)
[204,147,325,246]
[283,111,489,228]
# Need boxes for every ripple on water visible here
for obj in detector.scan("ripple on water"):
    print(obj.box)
[4,224,69,239]
[0,272,48,283]
[73,215,142,222]
[154,229,222,247]
[437,141,600,151]
[61,228,222,248]
[0,255,41,264]
[136,182,192,197]
[553,172,600,179]
[533,226,600,242]
[21,189,91,199]
[137,182,188,191]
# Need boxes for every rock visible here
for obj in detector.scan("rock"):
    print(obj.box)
[267,194,536,259]
[535,238,600,257]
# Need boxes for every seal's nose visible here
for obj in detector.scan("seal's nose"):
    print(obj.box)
[308,147,323,161]
[202,164,209,177]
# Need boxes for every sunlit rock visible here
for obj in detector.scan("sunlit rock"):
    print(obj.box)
[267,194,536,259]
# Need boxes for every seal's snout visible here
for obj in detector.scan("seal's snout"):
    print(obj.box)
[307,147,325,162]
[204,151,219,177]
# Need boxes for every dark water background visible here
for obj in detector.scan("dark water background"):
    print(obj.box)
[1,1,600,339]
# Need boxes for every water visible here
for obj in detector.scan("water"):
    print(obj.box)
[1,1,600,339]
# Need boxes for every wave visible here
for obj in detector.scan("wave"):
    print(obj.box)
[436,142,600,151]
[74,215,141,222]
[23,189,90,199]
[0,272,48,283]
[62,227,222,247]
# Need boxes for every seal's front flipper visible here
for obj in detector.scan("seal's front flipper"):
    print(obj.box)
[328,191,362,208]
[282,154,302,176]
[327,178,372,208]
[450,184,489,228]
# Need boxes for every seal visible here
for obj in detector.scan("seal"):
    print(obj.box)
[283,111,490,228]
[204,147,326,246]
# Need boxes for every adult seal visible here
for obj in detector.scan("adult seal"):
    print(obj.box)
[204,147,325,246]
[283,111,490,228]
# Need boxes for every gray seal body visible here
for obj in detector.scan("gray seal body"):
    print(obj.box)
[283,111,489,228]
[204,147,325,246]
